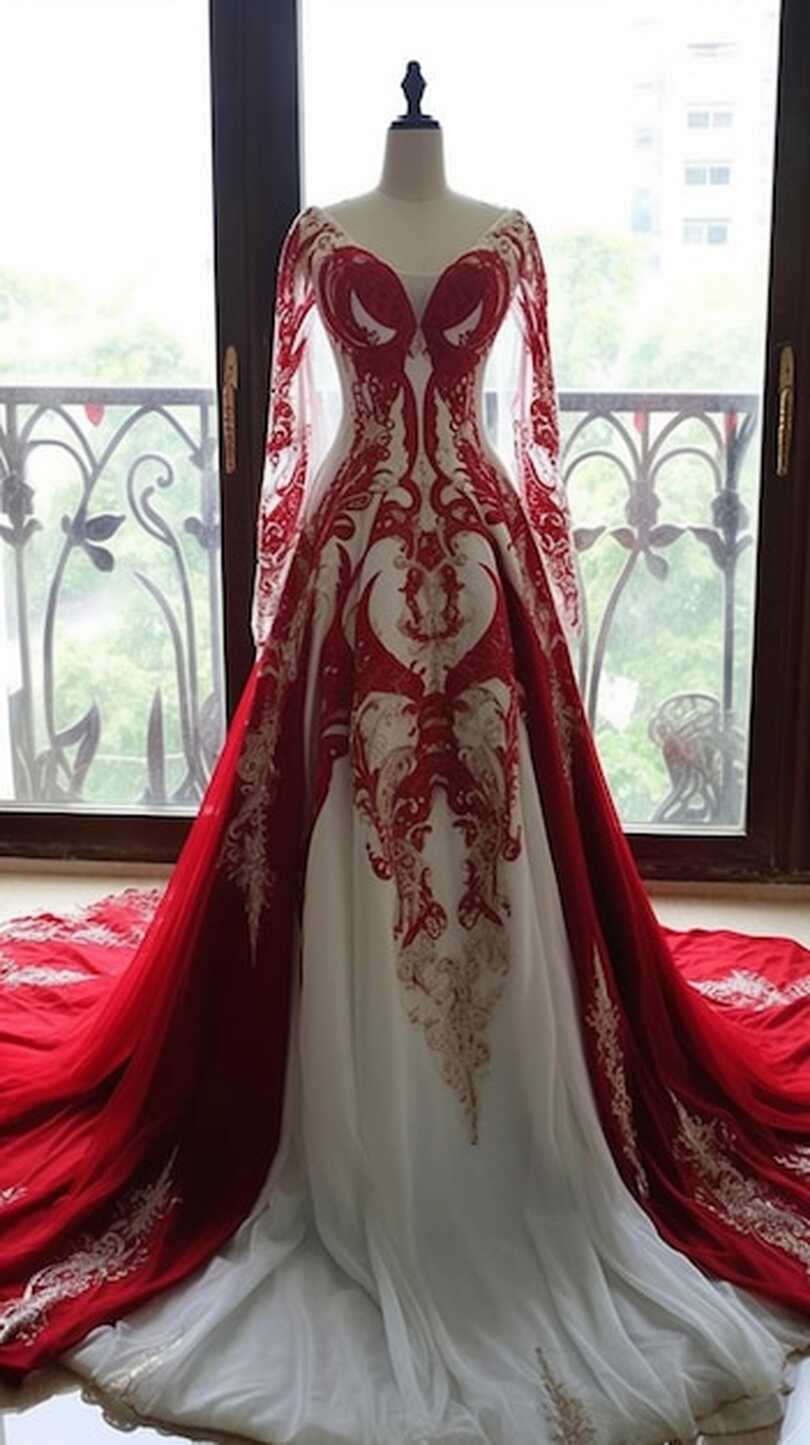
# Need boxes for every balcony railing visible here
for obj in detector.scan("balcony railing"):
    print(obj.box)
[0,385,757,828]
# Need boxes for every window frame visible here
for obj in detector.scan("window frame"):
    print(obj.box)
[1,0,808,883]
[0,0,301,866]
[636,0,810,881]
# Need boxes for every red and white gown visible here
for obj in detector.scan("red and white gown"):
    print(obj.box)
[2,205,810,1445]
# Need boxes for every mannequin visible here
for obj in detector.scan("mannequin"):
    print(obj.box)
[323,60,507,278]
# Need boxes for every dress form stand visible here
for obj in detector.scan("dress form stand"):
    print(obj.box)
[323,61,507,277]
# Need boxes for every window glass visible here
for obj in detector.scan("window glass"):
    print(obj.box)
[1,0,223,814]
[301,0,781,833]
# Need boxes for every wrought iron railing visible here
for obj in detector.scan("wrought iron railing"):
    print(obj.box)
[562,390,756,827]
[0,386,224,810]
[0,385,757,826]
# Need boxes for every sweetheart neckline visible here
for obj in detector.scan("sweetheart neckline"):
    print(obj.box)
[311,203,521,279]
[307,204,523,331]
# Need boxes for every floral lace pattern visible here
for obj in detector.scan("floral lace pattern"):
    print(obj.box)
[689,968,810,1012]
[0,1151,180,1347]
[0,887,162,950]
[234,205,583,1133]
[671,1095,810,1274]
[776,1146,810,1177]
[350,513,522,1143]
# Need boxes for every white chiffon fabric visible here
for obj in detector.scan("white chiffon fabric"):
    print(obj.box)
[63,731,810,1445]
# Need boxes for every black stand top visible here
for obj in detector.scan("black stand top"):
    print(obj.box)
[390,60,440,130]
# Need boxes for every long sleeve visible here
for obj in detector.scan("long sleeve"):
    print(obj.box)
[511,216,581,638]
[252,211,318,651]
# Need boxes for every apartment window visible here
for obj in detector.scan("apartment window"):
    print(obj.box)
[707,220,729,243]
[685,163,731,186]
[631,187,655,234]
[688,107,735,131]
[682,218,730,244]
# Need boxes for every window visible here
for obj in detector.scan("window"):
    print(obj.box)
[684,163,731,186]
[682,218,730,244]
[631,187,655,234]
[707,220,729,242]
[0,0,297,862]
[3,0,810,886]
[1,0,224,822]
[688,107,735,131]
[295,0,810,883]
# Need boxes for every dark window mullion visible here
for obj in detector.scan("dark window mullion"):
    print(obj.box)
[629,0,810,882]
[725,0,810,880]
[210,0,301,714]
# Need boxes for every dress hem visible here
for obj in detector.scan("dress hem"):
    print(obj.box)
[65,1367,796,1445]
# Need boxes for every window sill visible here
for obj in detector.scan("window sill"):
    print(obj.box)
[0,862,808,946]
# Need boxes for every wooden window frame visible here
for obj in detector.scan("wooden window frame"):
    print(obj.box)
[1,0,808,883]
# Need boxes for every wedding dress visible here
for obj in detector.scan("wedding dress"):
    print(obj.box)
[2,205,810,1445]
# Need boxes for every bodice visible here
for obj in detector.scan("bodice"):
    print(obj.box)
[253,202,581,650]
[304,205,524,466]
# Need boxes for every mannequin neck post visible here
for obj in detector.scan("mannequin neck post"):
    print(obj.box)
[378,127,449,202]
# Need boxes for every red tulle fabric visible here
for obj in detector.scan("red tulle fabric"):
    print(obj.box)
[1,205,809,1384]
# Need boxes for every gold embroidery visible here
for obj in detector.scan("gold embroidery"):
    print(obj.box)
[221,579,310,957]
[535,1347,598,1444]
[0,1151,180,1347]
[98,1331,186,1401]
[672,1095,810,1273]
[776,1145,810,1177]
[585,949,649,1198]
[398,926,510,1147]
[352,672,520,1146]
[220,694,281,959]
[690,968,810,1012]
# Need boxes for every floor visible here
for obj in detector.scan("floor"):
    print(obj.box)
[0,1367,193,1444]
[1,870,810,1445]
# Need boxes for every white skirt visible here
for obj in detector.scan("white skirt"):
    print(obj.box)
[63,733,810,1445]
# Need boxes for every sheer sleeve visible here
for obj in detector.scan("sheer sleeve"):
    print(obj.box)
[510,215,581,638]
[252,210,332,650]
